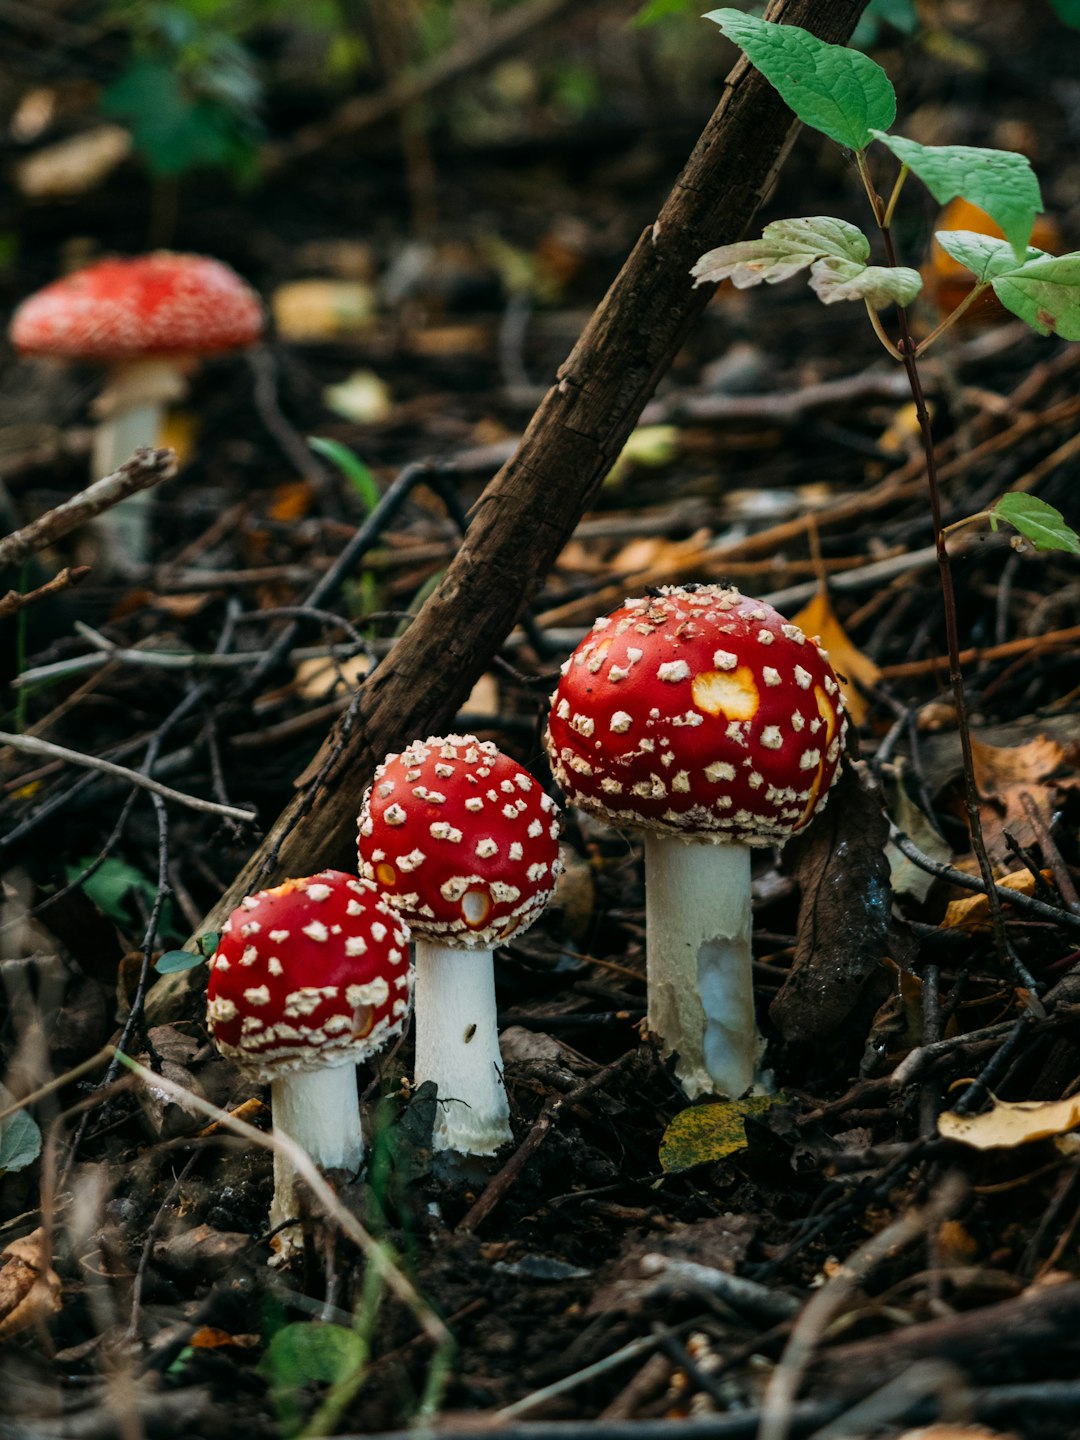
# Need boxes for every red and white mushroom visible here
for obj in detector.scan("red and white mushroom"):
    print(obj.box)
[357,735,562,1156]
[205,870,411,1257]
[10,252,263,572]
[546,585,847,1099]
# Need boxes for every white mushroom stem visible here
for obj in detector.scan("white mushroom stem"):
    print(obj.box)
[268,1064,364,1251]
[644,832,762,1100]
[412,940,512,1155]
[90,359,187,572]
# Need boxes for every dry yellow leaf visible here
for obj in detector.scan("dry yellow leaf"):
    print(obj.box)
[942,866,1052,932]
[938,1093,1080,1151]
[790,589,881,726]
[294,653,371,701]
[272,280,376,341]
[0,1228,62,1339]
[15,125,132,198]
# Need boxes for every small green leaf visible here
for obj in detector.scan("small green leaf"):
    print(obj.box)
[308,437,381,515]
[659,1095,783,1172]
[810,258,922,308]
[693,216,918,310]
[990,252,1080,340]
[703,10,896,152]
[154,949,206,976]
[988,494,1080,554]
[195,931,221,958]
[872,134,1042,260]
[0,1086,42,1175]
[65,856,158,925]
[693,215,871,288]
[262,1321,366,1390]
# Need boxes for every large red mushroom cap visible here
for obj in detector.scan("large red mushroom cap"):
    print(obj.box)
[357,735,562,948]
[10,252,263,361]
[205,870,411,1080]
[546,585,848,845]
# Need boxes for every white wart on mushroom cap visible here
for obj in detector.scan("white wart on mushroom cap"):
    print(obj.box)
[205,870,412,1077]
[357,734,563,946]
[545,585,848,844]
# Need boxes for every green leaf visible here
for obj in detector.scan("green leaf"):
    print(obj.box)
[810,258,922,307]
[693,216,919,310]
[65,856,158,925]
[988,493,1080,554]
[703,10,896,151]
[934,230,1041,283]
[659,1095,784,1172]
[1049,0,1080,29]
[308,437,381,515]
[871,133,1042,259]
[263,1321,365,1388]
[693,215,870,288]
[990,252,1080,340]
[154,949,206,976]
[0,1085,41,1175]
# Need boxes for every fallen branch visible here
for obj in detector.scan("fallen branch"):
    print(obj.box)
[0,447,176,568]
[0,731,257,824]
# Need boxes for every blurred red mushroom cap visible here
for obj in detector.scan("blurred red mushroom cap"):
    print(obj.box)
[205,870,411,1079]
[10,251,263,361]
[357,735,562,948]
[546,585,848,844]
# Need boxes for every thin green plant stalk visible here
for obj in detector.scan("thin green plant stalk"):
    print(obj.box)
[860,170,1025,991]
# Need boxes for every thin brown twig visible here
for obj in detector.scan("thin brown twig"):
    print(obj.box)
[0,564,90,618]
[457,1046,643,1233]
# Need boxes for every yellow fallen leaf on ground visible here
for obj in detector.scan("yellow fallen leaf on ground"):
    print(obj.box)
[272,280,376,341]
[0,1228,62,1339]
[294,653,371,700]
[791,589,881,726]
[938,1093,1080,1150]
[659,1094,783,1172]
[942,866,1053,931]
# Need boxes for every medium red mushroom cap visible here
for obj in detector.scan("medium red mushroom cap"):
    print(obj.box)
[10,252,263,361]
[545,585,848,845]
[357,735,562,948]
[205,870,411,1079]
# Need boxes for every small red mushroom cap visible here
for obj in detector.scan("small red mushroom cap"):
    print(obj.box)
[545,585,847,845]
[10,252,263,362]
[205,870,411,1080]
[357,735,562,948]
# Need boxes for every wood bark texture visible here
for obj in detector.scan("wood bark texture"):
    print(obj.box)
[150,0,870,1022]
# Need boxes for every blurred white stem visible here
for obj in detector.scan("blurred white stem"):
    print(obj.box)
[413,941,512,1155]
[269,1065,363,1259]
[91,359,186,572]
[644,833,760,1100]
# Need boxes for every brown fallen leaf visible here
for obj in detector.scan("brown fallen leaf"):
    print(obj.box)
[939,1093,1080,1150]
[970,734,1066,794]
[0,1227,62,1339]
[769,762,898,1061]
[790,589,881,726]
